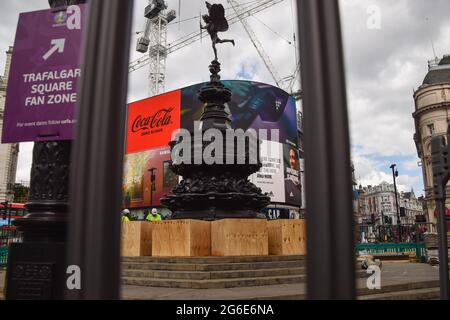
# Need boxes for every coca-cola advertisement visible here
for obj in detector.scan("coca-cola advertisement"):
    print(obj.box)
[126,90,180,154]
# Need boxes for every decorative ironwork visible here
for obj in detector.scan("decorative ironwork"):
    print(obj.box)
[28,142,71,205]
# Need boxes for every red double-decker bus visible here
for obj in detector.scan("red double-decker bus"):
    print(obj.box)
[1,203,26,253]
[1,203,26,228]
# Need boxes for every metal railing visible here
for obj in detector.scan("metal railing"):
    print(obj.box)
[0,227,22,267]
[299,0,355,299]
[356,223,437,244]
[356,242,426,261]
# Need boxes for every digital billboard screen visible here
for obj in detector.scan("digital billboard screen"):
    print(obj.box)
[123,80,300,208]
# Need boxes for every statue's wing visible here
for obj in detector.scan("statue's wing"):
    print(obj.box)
[210,4,229,32]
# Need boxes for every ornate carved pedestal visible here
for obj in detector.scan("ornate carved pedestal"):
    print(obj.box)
[6,141,71,300]
[160,61,270,220]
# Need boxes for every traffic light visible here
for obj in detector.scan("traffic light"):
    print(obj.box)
[1,201,8,220]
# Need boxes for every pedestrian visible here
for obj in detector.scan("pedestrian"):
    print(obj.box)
[146,208,162,222]
[121,209,131,222]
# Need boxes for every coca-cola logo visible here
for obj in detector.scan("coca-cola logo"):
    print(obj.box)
[131,107,173,133]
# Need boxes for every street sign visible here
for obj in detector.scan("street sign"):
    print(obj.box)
[1,4,86,143]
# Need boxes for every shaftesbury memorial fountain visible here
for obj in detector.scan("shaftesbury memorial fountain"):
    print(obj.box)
[160,2,270,220]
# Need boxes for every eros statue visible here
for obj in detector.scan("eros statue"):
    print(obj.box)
[200,1,235,61]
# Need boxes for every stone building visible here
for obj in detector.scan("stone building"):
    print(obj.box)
[399,190,423,225]
[362,182,422,226]
[364,182,400,226]
[413,55,450,224]
[0,47,19,204]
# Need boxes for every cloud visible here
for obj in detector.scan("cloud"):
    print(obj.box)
[341,0,450,195]
[1,0,448,198]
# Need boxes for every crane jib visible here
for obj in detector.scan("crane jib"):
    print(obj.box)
[128,0,285,74]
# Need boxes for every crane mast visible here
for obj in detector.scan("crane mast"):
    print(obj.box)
[136,0,176,96]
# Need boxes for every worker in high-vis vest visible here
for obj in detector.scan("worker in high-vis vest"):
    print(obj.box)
[146,208,162,222]
[121,209,131,222]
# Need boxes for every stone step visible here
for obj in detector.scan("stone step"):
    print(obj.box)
[358,287,441,300]
[225,280,440,300]
[122,267,306,280]
[122,274,307,289]
[234,287,440,300]
[356,280,440,296]
[122,259,305,272]
[121,255,305,264]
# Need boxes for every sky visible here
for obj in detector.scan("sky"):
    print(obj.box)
[1,0,450,196]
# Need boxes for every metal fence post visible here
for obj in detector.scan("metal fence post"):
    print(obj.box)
[297,0,356,299]
[430,131,450,300]
[66,0,134,300]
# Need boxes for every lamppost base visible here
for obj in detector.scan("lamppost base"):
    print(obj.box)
[5,242,66,300]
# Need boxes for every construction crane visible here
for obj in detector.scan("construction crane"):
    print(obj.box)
[136,0,176,96]
[228,0,301,99]
[130,0,285,96]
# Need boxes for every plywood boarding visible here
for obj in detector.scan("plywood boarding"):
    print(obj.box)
[189,219,211,256]
[152,220,211,257]
[211,219,268,256]
[140,222,153,256]
[121,221,153,257]
[268,219,306,255]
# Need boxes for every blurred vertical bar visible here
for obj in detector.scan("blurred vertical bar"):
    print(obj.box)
[431,135,450,300]
[297,0,356,299]
[66,0,133,299]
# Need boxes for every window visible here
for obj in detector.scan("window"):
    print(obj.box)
[427,123,435,135]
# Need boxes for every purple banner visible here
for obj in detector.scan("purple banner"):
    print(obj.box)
[1,4,86,143]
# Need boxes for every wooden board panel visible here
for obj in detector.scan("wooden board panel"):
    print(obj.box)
[121,221,153,257]
[152,220,211,257]
[268,219,306,255]
[189,219,211,256]
[140,222,153,256]
[211,219,268,256]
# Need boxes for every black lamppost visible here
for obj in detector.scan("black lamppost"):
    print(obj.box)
[390,164,401,242]
[148,168,157,208]
[5,0,86,300]
[7,202,11,227]
[404,199,408,225]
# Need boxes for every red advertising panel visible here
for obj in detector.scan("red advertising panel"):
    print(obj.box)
[126,89,180,154]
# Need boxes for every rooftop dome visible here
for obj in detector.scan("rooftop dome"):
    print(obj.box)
[423,55,450,85]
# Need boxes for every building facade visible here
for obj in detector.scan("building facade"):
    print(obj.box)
[362,182,422,226]
[400,190,423,225]
[0,47,19,204]
[364,182,400,226]
[413,55,450,224]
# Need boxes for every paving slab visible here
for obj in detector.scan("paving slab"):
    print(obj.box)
[121,262,440,300]
[0,263,441,300]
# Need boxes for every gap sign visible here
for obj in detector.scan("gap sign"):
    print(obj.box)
[1,4,85,143]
